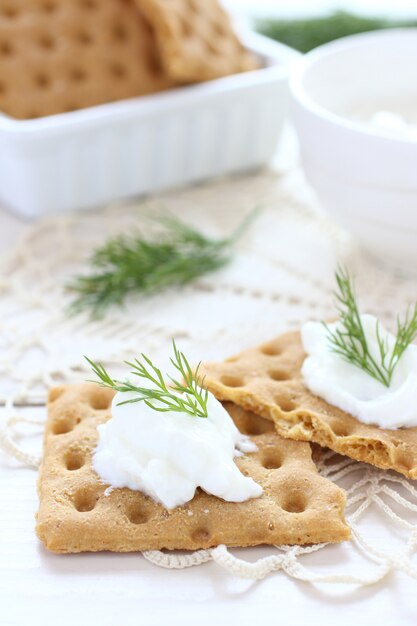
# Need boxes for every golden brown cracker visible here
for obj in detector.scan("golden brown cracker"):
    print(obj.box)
[36,383,349,553]
[135,0,260,82]
[199,330,417,478]
[0,0,173,119]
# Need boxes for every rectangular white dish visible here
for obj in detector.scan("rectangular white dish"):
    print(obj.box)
[0,32,297,218]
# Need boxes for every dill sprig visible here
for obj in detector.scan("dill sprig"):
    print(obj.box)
[325,267,417,387]
[86,340,208,418]
[257,11,417,54]
[68,209,259,318]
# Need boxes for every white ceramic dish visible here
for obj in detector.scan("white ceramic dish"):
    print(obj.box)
[0,32,297,218]
[290,29,417,272]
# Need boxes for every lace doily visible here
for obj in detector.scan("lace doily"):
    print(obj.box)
[1,165,417,585]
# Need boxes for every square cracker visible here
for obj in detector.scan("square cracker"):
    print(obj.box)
[0,0,174,119]
[135,0,260,82]
[199,330,417,479]
[36,383,349,553]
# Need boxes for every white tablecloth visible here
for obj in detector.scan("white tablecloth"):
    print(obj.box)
[1,144,417,625]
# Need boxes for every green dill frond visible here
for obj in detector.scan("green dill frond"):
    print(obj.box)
[86,340,208,418]
[324,267,417,387]
[68,208,259,319]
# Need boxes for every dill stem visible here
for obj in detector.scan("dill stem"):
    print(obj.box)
[325,267,417,388]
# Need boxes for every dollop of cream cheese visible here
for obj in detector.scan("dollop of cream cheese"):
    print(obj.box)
[93,391,262,509]
[301,314,417,429]
[370,110,417,139]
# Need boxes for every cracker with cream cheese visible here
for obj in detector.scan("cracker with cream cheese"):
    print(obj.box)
[36,383,349,553]
[198,330,417,478]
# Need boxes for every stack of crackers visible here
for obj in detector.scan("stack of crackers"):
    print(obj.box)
[0,0,259,120]
[37,327,417,554]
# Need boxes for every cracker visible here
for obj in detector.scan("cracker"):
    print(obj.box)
[36,383,349,553]
[0,0,174,119]
[135,0,260,82]
[199,331,417,478]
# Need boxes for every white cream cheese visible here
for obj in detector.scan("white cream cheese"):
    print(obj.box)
[93,391,262,509]
[301,314,417,429]
[370,110,417,139]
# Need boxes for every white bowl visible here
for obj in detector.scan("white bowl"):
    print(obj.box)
[290,29,417,272]
[0,32,298,218]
